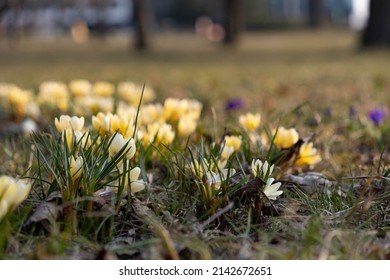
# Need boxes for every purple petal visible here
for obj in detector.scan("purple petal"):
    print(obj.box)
[368,107,387,126]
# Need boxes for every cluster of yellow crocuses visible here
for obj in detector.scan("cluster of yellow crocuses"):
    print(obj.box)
[51,95,204,195]
[1,80,320,169]
[189,136,284,203]
[0,83,39,120]
[0,80,156,120]
[189,134,242,202]
[239,112,321,167]
[273,127,321,166]
[54,115,144,195]
[0,81,323,221]
[88,98,202,147]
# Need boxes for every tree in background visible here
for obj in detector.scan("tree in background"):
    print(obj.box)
[0,1,9,14]
[134,0,152,50]
[0,0,27,40]
[92,0,109,39]
[222,0,243,45]
[307,0,324,28]
[361,0,390,48]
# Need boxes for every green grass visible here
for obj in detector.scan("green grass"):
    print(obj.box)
[0,30,389,259]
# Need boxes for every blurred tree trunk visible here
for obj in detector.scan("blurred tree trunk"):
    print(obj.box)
[1,0,26,43]
[307,0,323,28]
[94,0,108,40]
[0,2,9,15]
[133,0,150,50]
[223,0,243,45]
[361,0,390,48]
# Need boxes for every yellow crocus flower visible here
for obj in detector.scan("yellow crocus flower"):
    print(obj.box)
[139,103,163,125]
[8,87,32,118]
[146,122,175,145]
[55,115,85,132]
[220,145,234,161]
[224,135,242,152]
[295,142,321,166]
[118,81,155,106]
[191,158,210,177]
[38,81,69,112]
[273,127,299,149]
[69,79,91,97]
[239,113,261,131]
[93,81,115,97]
[109,133,136,160]
[178,115,198,137]
[0,176,31,220]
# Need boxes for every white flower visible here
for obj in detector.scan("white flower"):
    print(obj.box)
[251,159,274,180]
[69,156,83,180]
[69,116,85,131]
[205,168,236,190]
[216,160,227,170]
[92,112,112,134]
[118,162,145,194]
[263,178,283,201]
[55,115,84,132]
[129,167,145,193]
[21,118,38,136]
[0,176,31,220]
[221,145,234,161]
[109,133,136,160]
[63,128,91,150]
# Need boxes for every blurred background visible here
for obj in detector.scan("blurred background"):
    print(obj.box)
[0,0,389,115]
[0,0,370,43]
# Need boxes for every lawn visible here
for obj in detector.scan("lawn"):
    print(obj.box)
[0,30,389,259]
[2,30,390,114]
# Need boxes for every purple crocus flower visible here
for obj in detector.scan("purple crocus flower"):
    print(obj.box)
[368,107,387,126]
[225,98,244,111]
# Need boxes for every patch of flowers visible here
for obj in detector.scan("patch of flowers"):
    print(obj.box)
[0,80,325,252]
